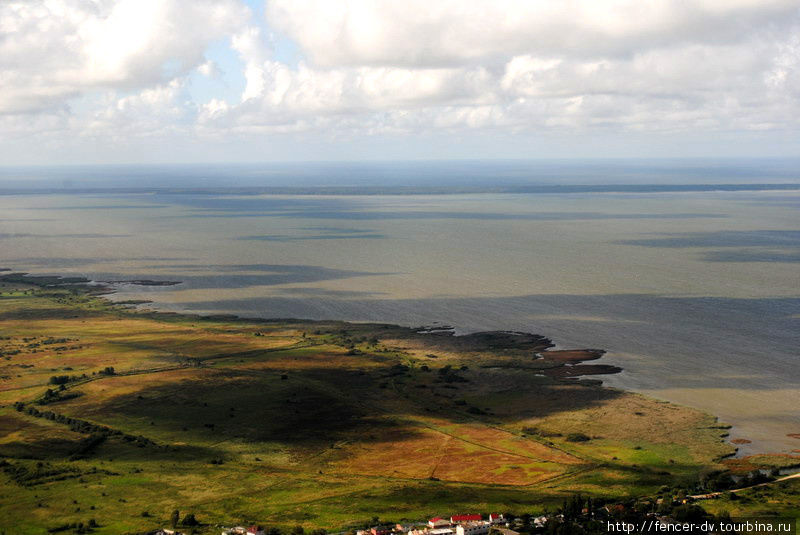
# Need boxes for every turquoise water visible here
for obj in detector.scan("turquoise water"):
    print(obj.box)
[1,186,798,454]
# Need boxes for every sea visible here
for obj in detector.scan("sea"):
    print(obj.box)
[1,159,798,455]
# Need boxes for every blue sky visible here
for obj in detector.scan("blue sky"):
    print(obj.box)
[0,0,798,165]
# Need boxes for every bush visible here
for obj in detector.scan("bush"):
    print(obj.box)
[49,375,72,385]
[566,432,591,442]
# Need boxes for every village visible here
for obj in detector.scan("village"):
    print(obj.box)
[361,513,525,535]
[147,489,761,535]
[150,513,535,535]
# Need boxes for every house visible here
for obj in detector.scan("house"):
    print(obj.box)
[488,515,504,524]
[451,515,482,524]
[455,523,490,535]
[429,517,450,528]
[604,504,627,516]
[430,529,454,535]
[247,526,265,535]
[370,525,393,535]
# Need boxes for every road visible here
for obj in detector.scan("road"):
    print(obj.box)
[691,471,800,499]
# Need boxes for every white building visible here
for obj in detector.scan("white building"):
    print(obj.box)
[428,518,451,529]
[455,523,490,535]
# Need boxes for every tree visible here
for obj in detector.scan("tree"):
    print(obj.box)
[49,375,71,385]
[170,510,180,528]
[566,432,590,442]
[181,513,199,526]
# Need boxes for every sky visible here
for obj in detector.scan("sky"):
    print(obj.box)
[1,0,799,165]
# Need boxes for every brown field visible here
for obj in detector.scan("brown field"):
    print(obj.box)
[329,419,580,486]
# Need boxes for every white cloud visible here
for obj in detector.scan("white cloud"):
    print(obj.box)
[267,0,799,67]
[0,0,798,161]
[0,0,249,115]
[200,0,797,137]
[197,60,221,78]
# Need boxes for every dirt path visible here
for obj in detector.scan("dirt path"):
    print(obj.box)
[691,471,800,499]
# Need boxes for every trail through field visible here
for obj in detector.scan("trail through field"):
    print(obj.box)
[691,471,800,499]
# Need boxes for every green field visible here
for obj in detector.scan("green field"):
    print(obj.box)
[0,275,740,534]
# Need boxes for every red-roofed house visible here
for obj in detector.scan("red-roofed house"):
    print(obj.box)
[429,518,450,528]
[451,515,482,524]
[488,514,504,524]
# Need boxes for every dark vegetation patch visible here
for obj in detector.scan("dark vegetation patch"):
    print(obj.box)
[542,364,622,377]
[13,403,158,449]
[0,272,91,286]
[566,432,591,442]
[0,459,116,487]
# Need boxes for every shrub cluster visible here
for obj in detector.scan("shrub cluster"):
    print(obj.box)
[0,460,81,486]
[13,403,156,448]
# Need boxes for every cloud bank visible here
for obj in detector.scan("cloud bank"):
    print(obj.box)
[0,0,798,162]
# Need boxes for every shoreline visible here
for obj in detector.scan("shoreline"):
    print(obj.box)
[1,270,719,421]
[102,282,798,460]
[1,182,800,197]
[5,268,794,461]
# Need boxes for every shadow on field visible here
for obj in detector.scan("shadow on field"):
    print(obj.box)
[0,438,84,460]
[0,307,107,321]
[98,367,422,445]
[88,350,624,450]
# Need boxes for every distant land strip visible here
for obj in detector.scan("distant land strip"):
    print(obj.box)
[1,183,800,196]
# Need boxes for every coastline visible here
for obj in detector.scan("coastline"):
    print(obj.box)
[93,277,800,461]
[3,270,627,381]
[6,268,800,532]
[0,269,720,427]
[6,267,799,464]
